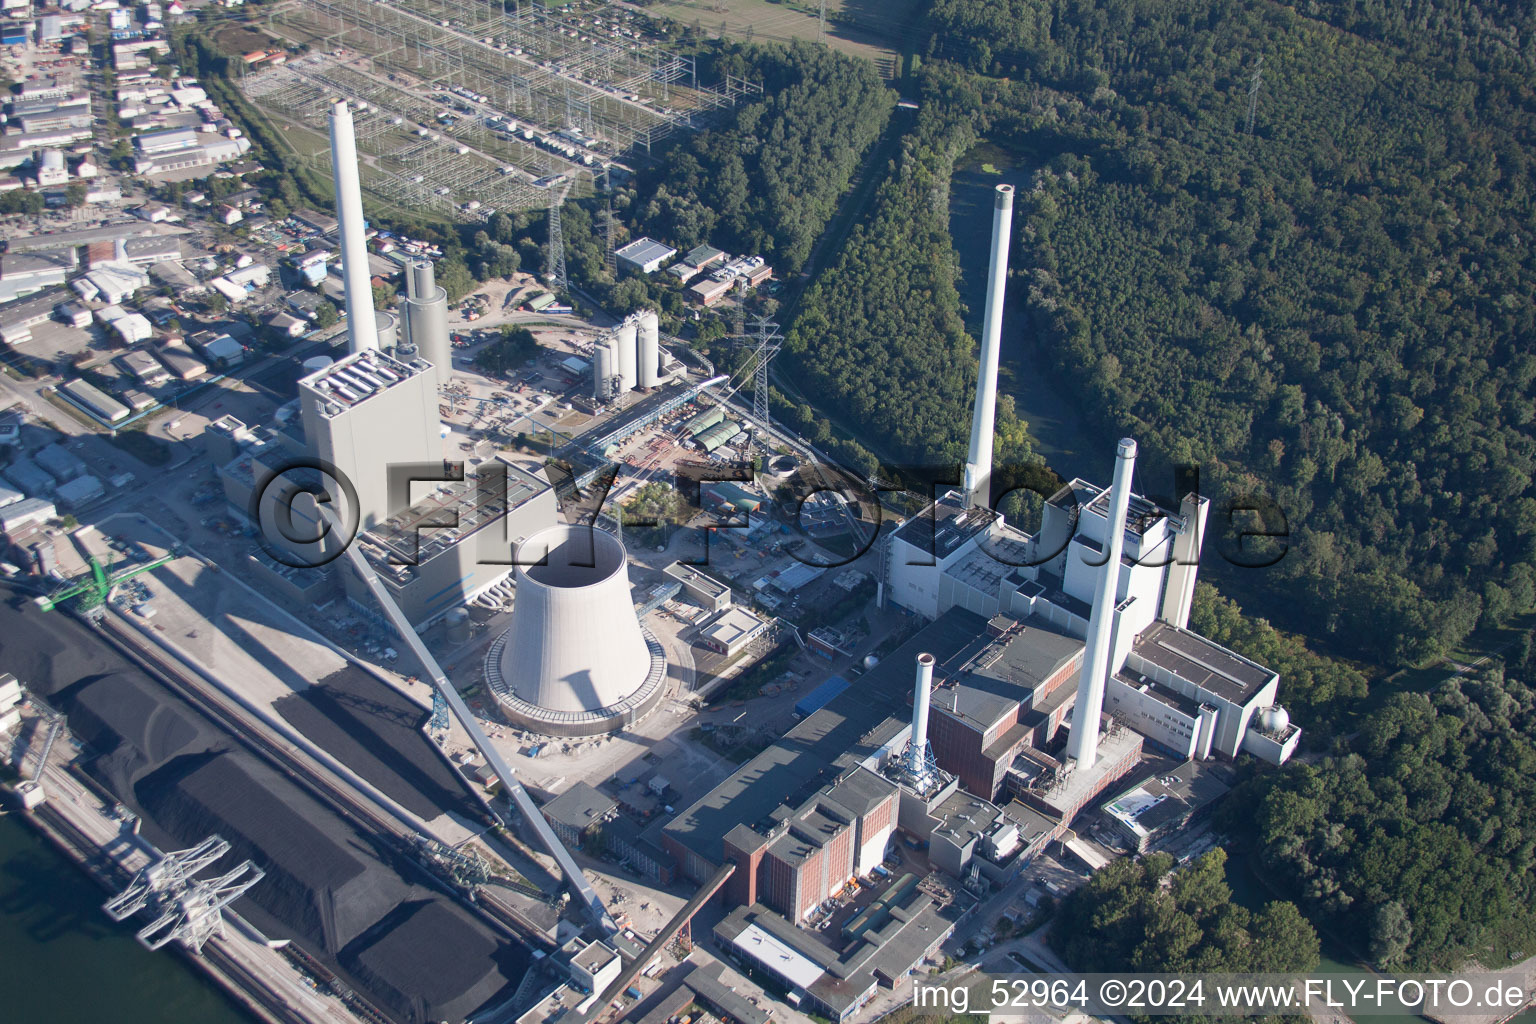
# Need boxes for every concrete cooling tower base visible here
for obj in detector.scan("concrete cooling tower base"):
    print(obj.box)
[484,628,667,737]
[483,524,668,737]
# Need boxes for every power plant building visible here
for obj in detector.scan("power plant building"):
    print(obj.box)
[343,459,557,629]
[298,349,441,531]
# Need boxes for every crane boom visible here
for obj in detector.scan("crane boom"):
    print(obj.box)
[317,503,618,936]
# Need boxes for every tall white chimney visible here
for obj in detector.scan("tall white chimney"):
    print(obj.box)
[907,652,936,776]
[328,100,379,354]
[1067,438,1138,768]
[964,183,1014,509]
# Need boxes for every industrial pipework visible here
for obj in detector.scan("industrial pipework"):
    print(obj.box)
[963,183,1015,509]
[1067,437,1138,768]
[328,100,379,354]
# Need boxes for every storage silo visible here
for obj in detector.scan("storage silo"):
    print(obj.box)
[637,309,660,388]
[445,607,472,645]
[484,524,666,736]
[374,310,399,351]
[593,343,617,400]
[616,317,638,391]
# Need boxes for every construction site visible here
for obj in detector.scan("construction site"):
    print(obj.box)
[241,0,761,219]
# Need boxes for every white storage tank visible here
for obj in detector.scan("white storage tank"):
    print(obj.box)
[593,342,616,400]
[637,309,660,388]
[615,317,638,391]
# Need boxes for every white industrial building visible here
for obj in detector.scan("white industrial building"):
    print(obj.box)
[880,182,1298,767]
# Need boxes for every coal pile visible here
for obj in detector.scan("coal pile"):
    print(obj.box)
[343,899,531,1024]
[67,673,226,797]
[137,750,413,953]
[274,665,480,823]
[0,588,529,1023]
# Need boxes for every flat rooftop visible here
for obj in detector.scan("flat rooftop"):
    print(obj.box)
[1102,760,1237,840]
[892,491,999,561]
[540,781,616,832]
[614,237,676,266]
[298,349,430,417]
[1133,622,1275,705]
[665,609,988,865]
[933,617,1083,733]
[363,459,548,566]
[1047,478,1176,538]
[664,560,730,598]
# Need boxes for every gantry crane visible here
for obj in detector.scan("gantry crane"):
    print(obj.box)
[34,550,178,613]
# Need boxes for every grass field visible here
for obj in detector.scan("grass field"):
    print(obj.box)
[645,0,925,77]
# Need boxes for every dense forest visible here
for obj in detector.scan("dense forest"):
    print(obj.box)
[1052,848,1318,988]
[911,0,1536,665]
[783,83,1039,474]
[1188,583,1366,732]
[1222,665,1536,968]
[636,39,893,274]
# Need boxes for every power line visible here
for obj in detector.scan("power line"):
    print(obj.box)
[545,175,570,291]
[1245,55,1264,136]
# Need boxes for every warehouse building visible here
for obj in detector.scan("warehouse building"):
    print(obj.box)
[539,781,617,849]
[698,606,769,657]
[663,560,732,613]
[715,890,953,1023]
[613,237,676,275]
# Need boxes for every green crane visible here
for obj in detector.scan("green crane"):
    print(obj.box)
[35,550,178,613]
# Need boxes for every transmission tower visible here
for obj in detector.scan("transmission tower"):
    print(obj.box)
[603,165,617,278]
[1245,55,1264,136]
[749,315,782,433]
[429,688,450,733]
[818,0,827,44]
[545,175,571,291]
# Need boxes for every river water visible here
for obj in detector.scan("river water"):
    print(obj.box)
[948,143,1101,483]
[0,811,254,1024]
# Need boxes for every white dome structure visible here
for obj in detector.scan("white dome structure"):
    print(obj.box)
[1259,706,1290,734]
[485,524,666,736]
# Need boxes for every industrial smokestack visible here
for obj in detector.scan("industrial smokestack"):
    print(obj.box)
[328,100,379,354]
[1067,438,1138,768]
[403,258,450,385]
[907,652,936,777]
[963,183,1014,509]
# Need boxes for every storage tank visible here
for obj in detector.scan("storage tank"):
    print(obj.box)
[445,607,471,645]
[373,309,399,350]
[485,524,666,736]
[615,317,637,391]
[403,258,450,386]
[593,343,616,400]
[637,309,660,388]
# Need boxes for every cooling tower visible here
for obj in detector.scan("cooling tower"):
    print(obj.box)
[616,318,638,391]
[485,524,666,736]
[637,309,660,388]
[403,259,450,386]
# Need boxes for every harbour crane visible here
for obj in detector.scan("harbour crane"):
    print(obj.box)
[34,549,179,613]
